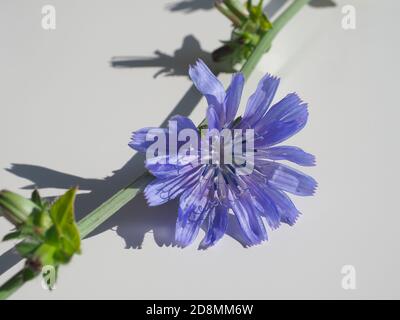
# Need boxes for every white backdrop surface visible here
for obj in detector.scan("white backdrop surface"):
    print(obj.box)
[0,0,399,299]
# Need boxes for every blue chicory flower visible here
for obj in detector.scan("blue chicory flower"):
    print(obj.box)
[129,60,317,248]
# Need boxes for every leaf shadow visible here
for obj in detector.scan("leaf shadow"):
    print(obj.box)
[110,35,218,78]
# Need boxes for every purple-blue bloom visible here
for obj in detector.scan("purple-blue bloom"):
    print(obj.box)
[129,60,317,248]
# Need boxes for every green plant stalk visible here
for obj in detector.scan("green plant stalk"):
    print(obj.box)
[0,0,311,300]
[223,0,248,22]
[78,173,152,238]
[0,269,25,300]
[215,2,242,26]
[0,268,39,300]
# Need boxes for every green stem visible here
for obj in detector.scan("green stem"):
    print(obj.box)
[0,268,38,300]
[241,0,311,78]
[0,270,24,300]
[0,0,311,300]
[215,2,242,26]
[78,173,152,238]
[223,0,248,23]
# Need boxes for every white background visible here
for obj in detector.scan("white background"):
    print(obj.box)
[0,0,399,299]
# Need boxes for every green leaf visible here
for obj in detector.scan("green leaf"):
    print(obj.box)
[50,188,76,229]
[31,190,42,207]
[256,0,264,18]
[53,248,72,264]
[31,209,52,232]
[2,230,21,241]
[16,241,40,257]
[260,14,273,31]
[49,188,81,257]
[33,243,57,267]
[44,226,59,247]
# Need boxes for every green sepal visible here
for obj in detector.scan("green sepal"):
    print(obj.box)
[31,190,43,207]
[2,230,22,241]
[16,241,40,257]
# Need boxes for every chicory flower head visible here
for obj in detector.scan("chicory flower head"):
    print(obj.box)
[129,60,317,248]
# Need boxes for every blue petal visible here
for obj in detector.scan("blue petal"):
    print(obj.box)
[169,115,199,150]
[241,74,280,128]
[199,204,228,249]
[263,186,300,226]
[129,116,197,154]
[128,127,167,153]
[262,146,316,166]
[207,105,221,131]
[175,174,213,247]
[169,115,198,133]
[145,154,199,179]
[224,73,245,125]
[228,191,268,245]
[144,166,203,206]
[254,93,308,147]
[189,59,225,108]
[258,161,317,196]
[243,175,281,229]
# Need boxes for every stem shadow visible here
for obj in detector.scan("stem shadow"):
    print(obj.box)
[166,0,215,13]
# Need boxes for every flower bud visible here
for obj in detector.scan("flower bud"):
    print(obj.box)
[0,190,39,225]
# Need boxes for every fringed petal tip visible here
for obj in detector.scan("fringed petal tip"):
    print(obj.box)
[291,148,316,168]
[242,236,268,248]
[262,73,281,88]
[188,59,225,106]
[305,154,317,167]
[300,177,318,197]
[128,127,167,153]
[174,225,198,249]
[281,211,302,226]
[175,239,191,249]
[266,219,281,231]
[143,181,168,207]
[290,92,309,123]
[189,58,209,73]
[128,131,143,152]
[263,146,317,167]
[242,73,281,123]
[310,180,318,196]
